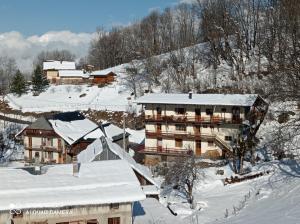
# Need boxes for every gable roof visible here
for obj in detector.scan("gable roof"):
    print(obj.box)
[91,69,117,77]
[78,137,159,188]
[43,60,76,70]
[101,122,130,142]
[135,93,261,107]
[26,117,53,130]
[48,112,99,145]
[0,160,145,211]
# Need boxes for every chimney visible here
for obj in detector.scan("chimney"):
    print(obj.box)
[189,91,192,99]
[72,156,80,177]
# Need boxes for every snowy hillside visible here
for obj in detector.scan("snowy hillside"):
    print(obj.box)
[6,82,133,113]
[4,42,270,113]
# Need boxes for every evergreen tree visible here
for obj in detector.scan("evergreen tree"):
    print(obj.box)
[10,70,26,96]
[32,65,49,95]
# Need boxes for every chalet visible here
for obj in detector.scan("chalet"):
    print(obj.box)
[57,69,90,84]
[43,60,76,84]
[90,69,117,85]
[0,160,145,224]
[135,93,268,165]
[18,112,101,164]
[77,137,160,199]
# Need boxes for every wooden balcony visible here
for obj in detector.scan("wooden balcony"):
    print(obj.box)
[141,147,192,156]
[145,114,243,124]
[146,130,215,140]
[26,145,62,152]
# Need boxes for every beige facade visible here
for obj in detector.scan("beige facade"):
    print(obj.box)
[23,135,67,164]
[45,70,59,81]
[142,103,248,164]
[0,202,133,224]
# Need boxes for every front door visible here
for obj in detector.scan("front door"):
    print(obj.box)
[196,140,201,156]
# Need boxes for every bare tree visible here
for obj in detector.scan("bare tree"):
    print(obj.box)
[165,154,203,208]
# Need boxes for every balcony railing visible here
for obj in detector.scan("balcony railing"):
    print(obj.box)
[146,130,216,140]
[145,115,242,124]
[26,145,62,152]
[141,147,192,155]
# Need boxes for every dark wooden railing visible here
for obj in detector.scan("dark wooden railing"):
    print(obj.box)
[26,145,62,152]
[146,130,215,140]
[142,147,192,155]
[145,115,242,124]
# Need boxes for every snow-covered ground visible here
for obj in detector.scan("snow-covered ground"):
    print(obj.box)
[157,160,300,224]
[6,83,133,113]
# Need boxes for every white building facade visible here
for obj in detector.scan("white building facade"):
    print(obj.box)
[136,93,268,165]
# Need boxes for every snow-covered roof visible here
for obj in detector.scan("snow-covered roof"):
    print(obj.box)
[106,139,159,188]
[58,70,90,78]
[141,185,159,195]
[83,127,105,140]
[133,198,181,224]
[101,122,130,141]
[0,160,145,211]
[43,61,76,70]
[48,112,99,145]
[135,93,260,107]
[91,69,117,76]
[78,138,159,188]
[77,138,103,163]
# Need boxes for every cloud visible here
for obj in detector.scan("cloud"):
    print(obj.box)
[0,31,97,72]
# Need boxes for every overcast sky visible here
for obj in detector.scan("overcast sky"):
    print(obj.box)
[0,0,184,72]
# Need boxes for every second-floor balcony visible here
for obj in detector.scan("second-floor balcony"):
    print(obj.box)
[25,145,62,152]
[141,147,192,156]
[145,114,242,124]
[145,130,216,140]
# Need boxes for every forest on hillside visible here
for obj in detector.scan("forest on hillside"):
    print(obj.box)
[87,0,299,98]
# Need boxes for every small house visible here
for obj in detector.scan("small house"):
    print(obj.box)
[43,60,76,84]
[90,69,117,84]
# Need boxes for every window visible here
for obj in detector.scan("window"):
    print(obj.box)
[175,139,183,148]
[175,107,186,115]
[206,108,213,115]
[35,152,40,158]
[108,217,120,224]
[225,136,233,141]
[208,141,214,147]
[175,124,186,131]
[110,203,119,210]
[221,108,226,113]
[202,124,208,128]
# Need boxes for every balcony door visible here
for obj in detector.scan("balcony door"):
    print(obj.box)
[156,123,162,134]
[195,108,201,122]
[232,107,240,123]
[156,107,162,119]
[196,140,201,156]
[157,138,162,152]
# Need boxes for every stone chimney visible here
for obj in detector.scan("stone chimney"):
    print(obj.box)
[72,156,80,177]
[189,91,193,99]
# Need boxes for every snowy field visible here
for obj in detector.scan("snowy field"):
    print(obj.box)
[156,160,300,224]
[6,83,134,113]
